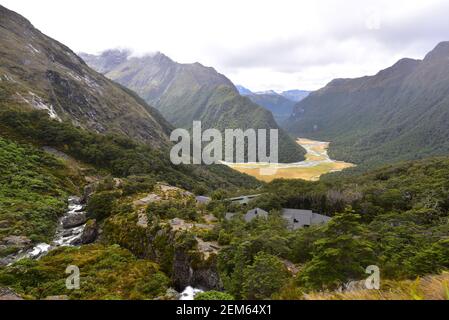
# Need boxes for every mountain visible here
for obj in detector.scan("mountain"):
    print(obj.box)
[0,4,260,189]
[80,50,306,163]
[237,87,310,123]
[280,90,310,102]
[0,5,172,149]
[0,4,262,265]
[285,42,449,169]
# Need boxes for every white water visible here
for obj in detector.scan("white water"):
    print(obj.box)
[52,197,86,247]
[3,196,86,265]
[180,286,203,300]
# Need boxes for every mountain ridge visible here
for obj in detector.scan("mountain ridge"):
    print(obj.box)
[81,50,306,163]
[0,5,172,148]
[285,41,449,169]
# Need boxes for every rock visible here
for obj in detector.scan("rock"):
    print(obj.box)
[0,288,23,300]
[173,244,222,291]
[80,219,98,244]
[62,213,87,229]
[133,193,161,206]
[113,178,123,188]
[155,288,180,300]
[81,181,99,204]
[137,211,148,228]
[1,235,32,247]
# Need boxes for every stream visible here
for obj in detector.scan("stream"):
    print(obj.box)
[6,197,204,300]
[3,196,87,265]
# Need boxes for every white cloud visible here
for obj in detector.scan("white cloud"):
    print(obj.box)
[2,0,448,91]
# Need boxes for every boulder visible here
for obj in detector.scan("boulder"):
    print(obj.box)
[62,213,87,229]
[80,219,98,244]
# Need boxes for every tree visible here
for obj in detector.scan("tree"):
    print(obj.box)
[86,191,119,221]
[409,239,449,276]
[242,252,289,300]
[297,208,375,290]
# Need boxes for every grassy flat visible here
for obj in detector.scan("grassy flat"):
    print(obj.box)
[225,138,354,182]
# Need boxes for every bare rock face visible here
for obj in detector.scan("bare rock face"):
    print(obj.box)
[80,219,98,244]
[62,213,87,229]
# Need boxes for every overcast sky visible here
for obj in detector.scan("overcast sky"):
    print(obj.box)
[2,0,449,91]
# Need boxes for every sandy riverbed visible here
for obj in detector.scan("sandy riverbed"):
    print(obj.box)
[223,138,354,182]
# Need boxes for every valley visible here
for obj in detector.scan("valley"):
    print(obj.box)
[0,2,448,303]
[223,138,354,182]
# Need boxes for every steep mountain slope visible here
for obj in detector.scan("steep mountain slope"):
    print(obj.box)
[81,51,305,163]
[0,5,171,148]
[246,93,296,124]
[285,42,449,169]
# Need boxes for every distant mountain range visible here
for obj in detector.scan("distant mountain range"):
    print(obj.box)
[285,42,449,169]
[236,86,310,124]
[81,51,306,162]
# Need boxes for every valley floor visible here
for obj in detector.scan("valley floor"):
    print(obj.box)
[224,138,354,182]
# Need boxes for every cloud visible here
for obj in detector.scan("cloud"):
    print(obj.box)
[2,0,448,91]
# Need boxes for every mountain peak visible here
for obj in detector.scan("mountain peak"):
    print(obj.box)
[424,41,449,62]
[376,58,421,78]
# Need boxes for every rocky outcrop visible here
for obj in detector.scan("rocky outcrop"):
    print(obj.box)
[0,236,32,262]
[81,181,100,204]
[80,219,98,244]
[172,249,222,291]
[1,236,32,248]
[103,213,222,291]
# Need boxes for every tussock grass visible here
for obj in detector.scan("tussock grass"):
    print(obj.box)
[304,272,449,300]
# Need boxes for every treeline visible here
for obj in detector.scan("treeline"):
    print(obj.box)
[0,110,260,192]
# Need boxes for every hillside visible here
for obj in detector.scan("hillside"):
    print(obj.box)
[0,5,172,149]
[285,42,449,169]
[80,50,306,163]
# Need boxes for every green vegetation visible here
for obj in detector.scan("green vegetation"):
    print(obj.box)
[0,110,260,192]
[210,156,449,298]
[297,209,375,290]
[0,137,79,254]
[86,191,121,222]
[147,198,199,222]
[286,43,449,171]
[242,252,290,299]
[0,244,169,299]
[195,291,234,300]
[82,50,306,163]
